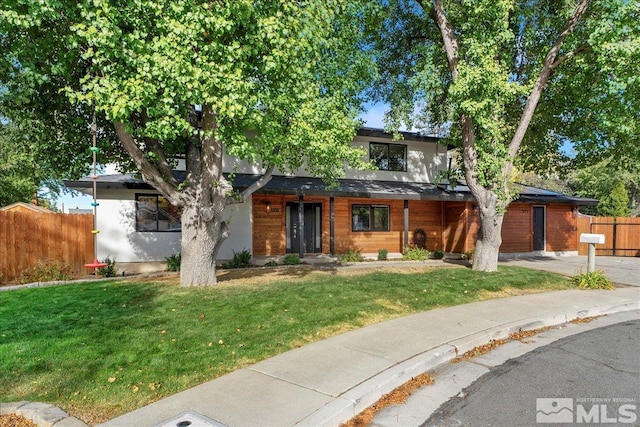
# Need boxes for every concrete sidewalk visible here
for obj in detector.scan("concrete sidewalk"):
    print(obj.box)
[499,255,639,286]
[98,287,639,427]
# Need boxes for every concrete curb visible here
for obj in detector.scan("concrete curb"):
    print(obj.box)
[0,401,88,427]
[295,299,640,427]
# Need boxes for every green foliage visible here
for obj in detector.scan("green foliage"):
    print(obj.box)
[0,0,379,285]
[377,248,388,261]
[263,260,279,267]
[597,180,631,217]
[370,0,639,271]
[222,249,252,269]
[339,248,364,263]
[17,260,74,284]
[572,271,614,290]
[432,249,444,260]
[165,253,181,272]
[402,246,430,261]
[567,158,639,216]
[0,121,68,207]
[97,257,117,278]
[282,254,301,266]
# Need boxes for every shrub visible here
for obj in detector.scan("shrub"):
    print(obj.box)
[282,254,300,265]
[339,248,364,263]
[264,260,279,267]
[166,253,181,272]
[377,248,388,261]
[433,249,444,260]
[462,248,475,261]
[97,257,117,277]
[572,271,614,290]
[222,249,252,269]
[18,260,74,284]
[402,246,430,261]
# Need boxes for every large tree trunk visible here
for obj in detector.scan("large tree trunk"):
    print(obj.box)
[473,206,504,272]
[179,203,229,286]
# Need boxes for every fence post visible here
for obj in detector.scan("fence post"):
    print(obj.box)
[612,218,617,256]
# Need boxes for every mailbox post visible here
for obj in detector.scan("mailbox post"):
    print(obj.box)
[579,233,605,273]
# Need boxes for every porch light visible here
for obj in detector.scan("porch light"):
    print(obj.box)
[265,201,271,213]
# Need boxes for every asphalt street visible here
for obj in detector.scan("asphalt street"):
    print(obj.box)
[422,319,640,427]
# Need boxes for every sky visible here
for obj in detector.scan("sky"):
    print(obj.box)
[55,106,391,213]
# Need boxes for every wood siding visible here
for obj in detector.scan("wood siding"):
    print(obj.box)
[334,198,406,253]
[443,202,471,253]
[408,200,443,251]
[252,194,330,256]
[0,209,94,283]
[252,194,584,256]
[546,205,578,252]
[501,203,532,253]
[252,195,444,255]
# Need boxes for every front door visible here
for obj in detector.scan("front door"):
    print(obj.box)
[533,206,546,251]
[286,202,322,253]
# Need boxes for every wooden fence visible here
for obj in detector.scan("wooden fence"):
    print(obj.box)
[0,209,94,284]
[577,216,640,257]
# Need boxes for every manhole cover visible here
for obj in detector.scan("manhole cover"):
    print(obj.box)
[156,411,227,427]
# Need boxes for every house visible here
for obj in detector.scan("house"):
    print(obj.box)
[64,127,597,272]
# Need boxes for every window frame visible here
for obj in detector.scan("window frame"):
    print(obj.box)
[351,204,390,232]
[369,142,407,172]
[135,193,182,232]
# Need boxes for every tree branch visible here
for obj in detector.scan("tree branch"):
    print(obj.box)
[550,44,589,69]
[426,0,460,80]
[229,164,275,205]
[138,110,178,187]
[507,0,590,166]
[113,121,182,205]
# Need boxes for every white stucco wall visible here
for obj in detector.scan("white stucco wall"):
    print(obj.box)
[222,135,447,183]
[95,189,252,263]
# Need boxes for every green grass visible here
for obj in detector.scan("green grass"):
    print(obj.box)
[0,266,572,424]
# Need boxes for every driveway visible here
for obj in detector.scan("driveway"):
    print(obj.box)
[500,255,640,287]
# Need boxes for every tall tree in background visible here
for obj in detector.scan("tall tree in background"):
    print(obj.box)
[568,158,639,217]
[370,0,638,271]
[1,1,376,285]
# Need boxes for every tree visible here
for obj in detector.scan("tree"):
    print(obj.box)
[1,1,376,285]
[370,0,639,271]
[567,156,639,217]
[0,119,75,208]
[597,180,631,217]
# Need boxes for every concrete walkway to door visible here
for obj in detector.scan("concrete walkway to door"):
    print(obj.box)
[499,255,640,287]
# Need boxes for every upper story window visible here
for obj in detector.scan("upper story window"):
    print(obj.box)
[352,204,390,232]
[135,194,182,232]
[370,142,407,172]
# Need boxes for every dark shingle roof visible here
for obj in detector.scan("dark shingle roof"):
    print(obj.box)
[65,173,597,205]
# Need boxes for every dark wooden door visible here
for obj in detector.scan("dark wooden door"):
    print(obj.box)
[533,206,545,251]
[287,203,322,253]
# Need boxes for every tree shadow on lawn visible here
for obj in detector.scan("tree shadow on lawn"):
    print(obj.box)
[216,263,341,285]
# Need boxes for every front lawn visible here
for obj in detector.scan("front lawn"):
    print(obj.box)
[0,265,572,424]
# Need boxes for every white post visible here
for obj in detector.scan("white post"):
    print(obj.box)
[580,234,605,274]
[588,243,596,273]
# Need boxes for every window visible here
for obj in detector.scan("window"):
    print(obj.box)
[352,205,389,231]
[135,194,182,232]
[370,142,407,172]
